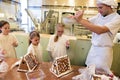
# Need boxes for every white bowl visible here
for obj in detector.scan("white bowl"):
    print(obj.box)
[62,17,77,25]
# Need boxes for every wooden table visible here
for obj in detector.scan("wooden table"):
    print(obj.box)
[0,58,83,80]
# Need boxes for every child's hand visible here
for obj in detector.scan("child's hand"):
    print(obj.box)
[66,40,70,49]
[0,49,6,55]
[12,41,18,47]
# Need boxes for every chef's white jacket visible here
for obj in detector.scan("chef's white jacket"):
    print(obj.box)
[85,12,120,74]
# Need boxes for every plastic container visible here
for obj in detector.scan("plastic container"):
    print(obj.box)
[26,69,46,80]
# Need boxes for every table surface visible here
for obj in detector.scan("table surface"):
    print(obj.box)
[0,58,83,80]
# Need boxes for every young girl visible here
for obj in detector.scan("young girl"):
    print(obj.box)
[47,23,70,61]
[27,31,42,63]
[0,20,18,58]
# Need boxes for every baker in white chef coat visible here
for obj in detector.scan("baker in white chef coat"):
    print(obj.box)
[74,0,120,75]
[47,23,70,61]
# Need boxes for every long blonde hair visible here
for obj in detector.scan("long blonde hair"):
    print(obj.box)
[54,23,65,42]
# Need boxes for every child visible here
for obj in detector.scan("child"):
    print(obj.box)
[0,20,18,58]
[47,23,70,61]
[27,31,42,63]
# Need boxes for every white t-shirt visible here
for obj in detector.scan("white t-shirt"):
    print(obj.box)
[89,12,120,47]
[27,43,42,62]
[47,35,69,59]
[0,33,18,58]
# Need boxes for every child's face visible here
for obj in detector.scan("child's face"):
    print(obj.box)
[1,24,10,35]
[31,36,40,46]
[57,27,64,37]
